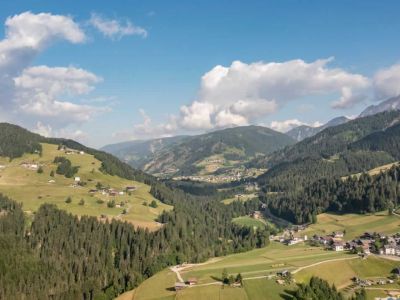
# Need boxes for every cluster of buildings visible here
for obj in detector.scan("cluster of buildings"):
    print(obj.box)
[58,145,85,156]
[174,278,198,291]
[88,186,136,197]
[20,162,40,170]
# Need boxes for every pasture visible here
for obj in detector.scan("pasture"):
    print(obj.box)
[296,212,400,240]
[131,212,400,300]
[0,143,172,230]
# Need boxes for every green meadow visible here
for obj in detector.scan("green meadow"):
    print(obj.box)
[131,212,400,300]
[0,143,172,230]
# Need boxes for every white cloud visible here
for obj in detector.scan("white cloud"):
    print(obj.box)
[134,58,369,137]
[14,65,105,124]
[270,119,322,132]
[0,12,108,129]
[114,109,177,141]
[34,121,88,143]
[89,13,147,39]
[373,63,400,100]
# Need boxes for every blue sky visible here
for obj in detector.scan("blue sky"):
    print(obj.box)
[0,1,400,147]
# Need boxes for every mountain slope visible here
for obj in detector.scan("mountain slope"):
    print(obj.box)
[0,123,172,229]
[286,116,350,141]
[359,95,400,117]
[103,125,295,177]
[102,135,187,168]
[139,125,295,176]
[255,111,400,192]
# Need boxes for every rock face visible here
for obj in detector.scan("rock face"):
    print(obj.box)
[287,116,350,142]
[359,95,400,118]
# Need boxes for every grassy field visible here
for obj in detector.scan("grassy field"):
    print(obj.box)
[222,193,257,205]
[0,143,172,230]
[342,161,399,180]
[294,256,399,289]
[232,216,268,229]
[295,212,400,240]
[130,212,400,300]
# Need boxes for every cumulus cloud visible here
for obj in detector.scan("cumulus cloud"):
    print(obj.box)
[14,65,105,124]
[373,64,400,100]
[34,121,88,143]
[114,110,177,141]
[131,58,370,138]
[0,11,107,131]
[270,119,323,132]
[89,13,147,39]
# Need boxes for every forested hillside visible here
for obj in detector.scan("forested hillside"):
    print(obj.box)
[255,111,400,192]
[104,125,295,177]
[0,123,271,299]
[263,158,400,224]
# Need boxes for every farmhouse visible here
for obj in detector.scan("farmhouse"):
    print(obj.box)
[383,244,396,255]
[186,277,198,286]
[174,282,186,291]
[126,186,136,192]
[333,231,344,238]
[89,189,98,194]
[74,177,81,182]
[332,241,344,251]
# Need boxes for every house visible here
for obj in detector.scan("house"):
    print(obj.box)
[48,179,55,183]
[89,189,98,194]
[126,186,136,192]
[79,151,85,155]
[332,241,344,251]
[384,244,396,255]
[333,231,344,238]
[74,177,81,182]
[362,245,370,255]
[187,278,198,286]
[174,282,186,291]
[276,279,285,285]
[277,270,289,277]
[119,191,124,195]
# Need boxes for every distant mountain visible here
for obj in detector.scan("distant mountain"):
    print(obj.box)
[101,135,188,169]
[286,116,350,141]
[359,95,400,117]
[103,126,295,177]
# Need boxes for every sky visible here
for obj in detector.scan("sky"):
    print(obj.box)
[1,1,400,148]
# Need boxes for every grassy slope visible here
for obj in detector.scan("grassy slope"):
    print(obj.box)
[0,143,172,230]
[232,216,268,229]
[132,212,400,300]
[297,212,400,240]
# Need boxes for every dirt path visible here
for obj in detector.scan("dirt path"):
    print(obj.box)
[170,255,359,288]
[291,256,358,274]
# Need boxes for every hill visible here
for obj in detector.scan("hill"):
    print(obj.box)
[101,135,188,169]
[0,142,172,230]
[105,126,295,178]
[253,111,400,191]
[0,123,271,299]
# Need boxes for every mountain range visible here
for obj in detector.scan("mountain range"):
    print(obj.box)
[104,126,295,177]
[103,96,400,178]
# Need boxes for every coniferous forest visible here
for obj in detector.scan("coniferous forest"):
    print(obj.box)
[0,184,270,299]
